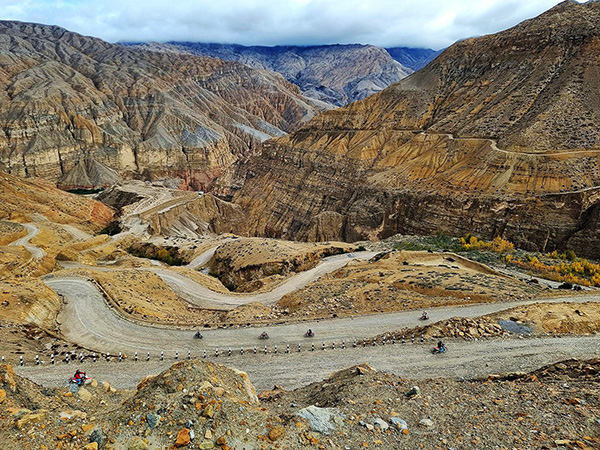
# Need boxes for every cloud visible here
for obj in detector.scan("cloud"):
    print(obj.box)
[2,0,569,49]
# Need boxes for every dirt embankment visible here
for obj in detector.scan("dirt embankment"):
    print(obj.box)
[490,301,600,335]
[278,250,542,320]
[1,359,598,450]
[208,238,356,292]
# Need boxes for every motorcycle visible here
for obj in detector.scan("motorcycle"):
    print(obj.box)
[431,345,447,354]
[303,330,314,338]
[419,312,429,321]
[193,331,203,339]
[259,331,269,340]
[68,374,91,386]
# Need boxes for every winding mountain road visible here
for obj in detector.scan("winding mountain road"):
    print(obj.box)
[10,223,45,259]
[150,251,378,309]
[6,223,600,390]
[46,276,600,354]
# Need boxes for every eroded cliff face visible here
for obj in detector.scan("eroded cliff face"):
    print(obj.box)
[0,171,113,230]
[0,21,323,191]
[233,1,600,258]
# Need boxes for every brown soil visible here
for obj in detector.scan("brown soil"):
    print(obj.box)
[491,301,600,335]
[277,251,542,321]
[1,359,598,450]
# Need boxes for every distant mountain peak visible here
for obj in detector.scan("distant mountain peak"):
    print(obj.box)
[128,42,417,106]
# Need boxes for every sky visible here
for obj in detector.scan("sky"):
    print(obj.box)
[2,0,573,50]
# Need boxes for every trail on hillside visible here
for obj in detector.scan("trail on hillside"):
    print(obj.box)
[9,223,45,259]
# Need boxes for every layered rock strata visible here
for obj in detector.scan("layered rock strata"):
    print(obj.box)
[233,1,600,258]
[0,21,323,191]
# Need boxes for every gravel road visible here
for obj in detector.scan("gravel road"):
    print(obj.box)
[16,335,600,392]
[10,223,45,259]
[9,225,600,392]
[150,251,378,309]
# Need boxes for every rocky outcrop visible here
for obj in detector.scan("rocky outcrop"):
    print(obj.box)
[135,43,413,106]
[0,171,113,229]
[0,21,323,191]
[143,193,245,237]
[233,1,600,259]
[207,238,355,291]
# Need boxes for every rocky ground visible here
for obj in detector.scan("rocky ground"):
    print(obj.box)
[276,250,542,322]
[1,359,599,450]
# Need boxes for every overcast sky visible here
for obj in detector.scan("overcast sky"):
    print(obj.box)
[3,0,572,49]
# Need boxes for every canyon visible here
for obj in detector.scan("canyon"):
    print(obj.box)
[232,0,600,258]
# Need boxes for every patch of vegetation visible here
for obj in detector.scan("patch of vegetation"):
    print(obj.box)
[98,220,122,236]
[392,232,600,286]
[393,233,462,252]
[128,243,184,266]
[460,235,514,253]
[505,250,600,287]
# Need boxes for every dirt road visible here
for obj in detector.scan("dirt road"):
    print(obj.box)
[45,275,599,351]
[151,251,378,309]
[15,334,600,392]
[10,227,600,392]
[10,223,45,259]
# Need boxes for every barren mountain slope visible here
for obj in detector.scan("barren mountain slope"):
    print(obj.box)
[0,21,323,191]
[135,42,413,106]
[0,171,112,229]
[233,1,600,258]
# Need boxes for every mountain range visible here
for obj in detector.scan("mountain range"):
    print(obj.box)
[0,21,325,192]
[2,1,600,258]
[129,42,438,106]
[232,0,600,258]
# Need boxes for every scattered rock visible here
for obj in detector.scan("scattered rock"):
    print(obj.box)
[146,413,160,429]
[373,418,389,430]
[405,386,420,398]
[212,386,225,397]
[83,443,98,450]
[269,426,286,441]
[0,388,5,403]
[296,405,342,435]
[419,418,434,428]
[356,364,374,375]
[89,428,104,448]
[127,437,148,450]
[202,404,214,418]
[359,420,374,431]
[78,387,93,401]
[15,409,49,429]
[175,428,191,447]
[390,417,408,431]
[59,410,87,420]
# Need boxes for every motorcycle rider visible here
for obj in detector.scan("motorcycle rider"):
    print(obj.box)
[436,340,445,352]
[72,370,86,386]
